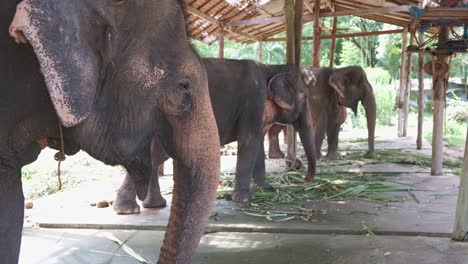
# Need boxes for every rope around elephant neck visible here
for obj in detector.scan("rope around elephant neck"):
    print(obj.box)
[54,123,66,190]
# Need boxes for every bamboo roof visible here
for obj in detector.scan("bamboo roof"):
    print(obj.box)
[184,0,468,44]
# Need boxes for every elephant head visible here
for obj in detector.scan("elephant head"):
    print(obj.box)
[328,66,376,153]
[10,0,220,262]
[266,68,317,181]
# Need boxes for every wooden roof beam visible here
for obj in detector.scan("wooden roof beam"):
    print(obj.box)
[263,28,404,41]
[321,5,411,17]
[226,5,412,27]
[186,6,260,42]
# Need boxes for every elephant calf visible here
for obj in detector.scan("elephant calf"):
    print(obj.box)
[268,66,376,160]
[113,58,318,213]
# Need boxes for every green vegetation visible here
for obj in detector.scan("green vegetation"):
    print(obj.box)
[218,171,414,208]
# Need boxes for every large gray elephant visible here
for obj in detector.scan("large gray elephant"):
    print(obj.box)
[113,58,318,213]
[268,66,376,160]
[2,1,219,263]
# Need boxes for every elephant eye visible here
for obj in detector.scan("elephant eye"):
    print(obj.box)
[108,0,127,6]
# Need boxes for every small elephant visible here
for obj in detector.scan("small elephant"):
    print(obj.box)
[3,1,220,263]
[113,58,318,213]
[268,66,376,160]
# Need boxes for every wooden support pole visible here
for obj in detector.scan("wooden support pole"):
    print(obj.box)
[452,129,468,241]
[403,31,415,137]
[417,31,425,150]
[312,0,321,67]
[218,27,225,59]
[329,17,338,68]
[397,27,408,137]
[284,0,303,169]
[431,26,449,176]
[285,0,295,65]
[294,0,304,65]
[258,40,263,63]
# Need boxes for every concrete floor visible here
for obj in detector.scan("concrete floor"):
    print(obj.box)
[20,229,468,264]
[20,128,467,263]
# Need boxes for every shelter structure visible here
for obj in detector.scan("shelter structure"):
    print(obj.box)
[183,0,468,240]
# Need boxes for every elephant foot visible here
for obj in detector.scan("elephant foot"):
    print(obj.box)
[254,179,273,190]
[304,174,316,182]
[142,195,167,209]
[286,158,303,170]
[112,199,140,214]
[230,191,254,203]
[324,152,343,161]
[268,149,285,159]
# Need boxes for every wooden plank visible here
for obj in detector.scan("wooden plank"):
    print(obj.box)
[397,27,408,137]
[417,31,425,150]
[431,26,450,176]
[312,0,321,67]
[186,6,221,26]
[226,4,414,27]
[321,5,411,17]
[452,129,468,241]
[329,17,338,67]
[264,29,404,41]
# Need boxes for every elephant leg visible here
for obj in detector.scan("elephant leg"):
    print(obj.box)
[143,139,168,209]
[325,111,342,160]
[0,169,24,264]
[268,124,285,159]
[232,135,261,203]
[253,139,272,189]
[314,115,327,160]
[158,164,165,176]
[113,172,141,214]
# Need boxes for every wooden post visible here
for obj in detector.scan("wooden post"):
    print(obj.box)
[312,0,321,67]
[452,129,468,241]
[285,0,295,65]
[329,17,338,67]
[285,0,303,168]
[403,30,415,137]
[397,27,408,137]
[258,40,263,63]
[431,26,450,176]
[218,26,224,59]
[417,31,425,150]
[294,0,304,65]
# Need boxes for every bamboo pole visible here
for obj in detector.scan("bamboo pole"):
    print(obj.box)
[452,128,468,241]
[403,30,415,137]
[258,40,263,63]
[218,27,224,59]
[312,0,321,67]
[417,31,425,150]
[329,17,338,67]
[397,27,408,137]
[431,26,449,176]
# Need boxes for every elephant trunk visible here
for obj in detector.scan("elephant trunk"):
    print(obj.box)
[158,71,220,264]
[296,101,317,181]
[363,83,376,154]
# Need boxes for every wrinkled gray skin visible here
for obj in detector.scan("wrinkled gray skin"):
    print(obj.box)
[268,66,376,160]
[2,1,220,263]
[113,59,317,213]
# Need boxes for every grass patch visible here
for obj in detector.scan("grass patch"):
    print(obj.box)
[218,171,416,208]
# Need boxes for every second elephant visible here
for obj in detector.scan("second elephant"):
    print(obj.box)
[268,66,376,160]
[113,58,317,213]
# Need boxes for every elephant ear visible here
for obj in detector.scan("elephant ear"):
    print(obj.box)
[268,72,295,111]
[9,2,100,127]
